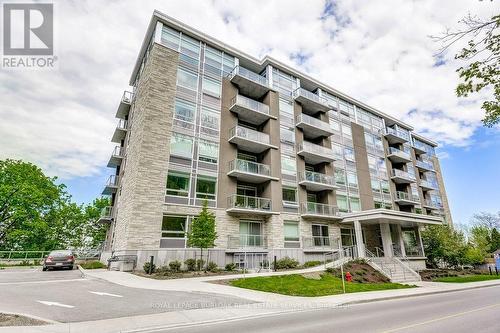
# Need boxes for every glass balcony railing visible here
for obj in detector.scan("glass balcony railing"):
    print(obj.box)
[292,87,329,106]
[412,140,427,152]
[299,170,335,186]
[296,113,332,132]
[100,206,113,218]
[424,199,443,209]
[297,141,335,159]
[116,119,128,130]
[420,179,438,189]
[122,91,133,104]
[416,159,434,171]
[381,127,410,141]
[394,191,419,202]
[231,95,270,116]
[227,234,267,248]
[301,202,340,217]
[111,146,124,158]
[106,175,119,187]
[229,126,270,145]
[388,147,411,159]
[228,65,268,87]
[227,194,272,212]
[228,159,271,177]
[302,236,339,249]
[391,169,416,181]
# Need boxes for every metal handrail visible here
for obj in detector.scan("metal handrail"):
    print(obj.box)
[380,127,410,141]
[416,160,434,171]
[227,234,268,248]
[228,65,268,87]
[302,236,339,249]
[227,194,272,211]
[292,87,329,106]
[298,170,335,186]
[391,169,416,181]
[394,191,419,202]
[229,126,270,144]
[393,248,421,279]
[228,159,271,177]
[106,175,119,186]
[420,179,438,189]
[100,206,113,218]
[388,147,411,157]
[111,146,123,157]
[374,247,385,257]
[297,141,335,158]
[117,119,128,130]
[122,91,133,104]
[231,95,270,115]
[295,113,331,132]
[301,202,339,216]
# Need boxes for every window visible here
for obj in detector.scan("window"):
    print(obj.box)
[335,169,346,186]
[282,187,297,206]
[279,98,293,115]
[371,179,380,193]
[381,180,390,194]
[239,220,262,247]
[195,175,216,200]
[170,133,193,158]
[342,124,352,138]
[330,119,340,132]
[332,143,343,158]
[280,126,295,144]
[337,195,348,212]
[347,172,358,188]
[166,171,190,197]
[174,98,195,123]
[281,155,297,175]
[341,228,355,247]
[284,222,300,248]
[198,139,218,164]
[200,106,220,133]
[202,77,221,97]
[177,67,198,90]
[161,216,187,238]
[350,197,361,212]
[344,147,355,161]
[312,224,329,246]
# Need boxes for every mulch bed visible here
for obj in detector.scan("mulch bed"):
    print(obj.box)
[0,313,47,327]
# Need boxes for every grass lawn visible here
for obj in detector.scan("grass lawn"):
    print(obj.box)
[433,275,500,283]
[229,274,415,297]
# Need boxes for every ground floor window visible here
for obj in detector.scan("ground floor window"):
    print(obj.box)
[239,220,263,247]
[160,215,191,248]
[195,175,216,200]
[284,221,300,248]
[282,187,298,206]
[312,224,329,246]
[341,227,356,247]
[166,171,190,197]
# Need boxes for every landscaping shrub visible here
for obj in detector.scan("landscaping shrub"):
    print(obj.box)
[303,260,322,268]
[274,257,299,270]
[207,261,218,272]
[143,262,156,273]
[156,265,171,276]
[80,261,106,269]
[184,259,196,271]
[169,260,182,272]
[225,263,237,271]
[196,259,205,271]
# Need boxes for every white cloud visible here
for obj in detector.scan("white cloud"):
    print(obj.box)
[0,0,497,179]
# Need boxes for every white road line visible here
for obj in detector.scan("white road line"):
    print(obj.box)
[36,300,75,308]
[0,278,84,285]
[89,291,123,298]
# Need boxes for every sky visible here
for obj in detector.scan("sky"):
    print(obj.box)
[1,0,499,225]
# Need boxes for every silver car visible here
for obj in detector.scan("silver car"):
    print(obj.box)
[42,250,75,271]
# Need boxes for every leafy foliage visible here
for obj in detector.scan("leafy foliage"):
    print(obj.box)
[421,224,468,268]
[186,200,217,270]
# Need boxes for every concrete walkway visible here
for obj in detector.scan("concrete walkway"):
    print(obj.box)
[3,269,500,333]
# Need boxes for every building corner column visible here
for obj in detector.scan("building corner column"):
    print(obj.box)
[354,220,365,258]
[379,223,393,257]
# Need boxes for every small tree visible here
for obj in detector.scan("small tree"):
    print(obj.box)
[186,201,217,271]
[490,228,500,253]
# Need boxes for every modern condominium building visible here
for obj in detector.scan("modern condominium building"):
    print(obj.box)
[100,11,452,275]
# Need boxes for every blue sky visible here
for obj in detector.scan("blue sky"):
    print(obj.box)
[2,0,498,226]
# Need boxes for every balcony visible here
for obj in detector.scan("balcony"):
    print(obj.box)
[227,159,277,183]
[228,66,270,99]
[298,171,337,191]
[111,119,128,143]
[107,146,124,168]
[412,140,427,155]
[102,175,119,195]
[301,202,341,220]
[387,147,412,164]
[97,206,113,223]
[226,194,273,215]
[302,236,340,251]
[380,127,410,144]
[229,95,273,125]
[423,199,443,210]
[116,91,133,119]
[394,191,420,205]
[420,179,438,191]
[391,169,416,184]
[295,114,334,139]
[297,141,336,164]
[415,159,435,172]
[292,88,330,114]
[228,126,276,153]
[227,234,267,250]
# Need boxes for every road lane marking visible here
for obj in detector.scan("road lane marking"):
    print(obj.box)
[380,302,500,332]
[36,300,75,308]
[0,278,84,285]
[89,291,123,298]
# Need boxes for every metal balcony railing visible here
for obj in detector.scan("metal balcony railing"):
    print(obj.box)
[106,175,119,187]
[116,119,128,130]
[299,170,335,186]
[111,146,124,158]
[416,160,434,171]
[229,126,270,145]
[301,202,339,217]
[420,179,438,189]
[302,236,339,249]
[424,199,443,209]
[122,91,133,104]
[228,159,271,177]
[228,65,268,87]
[412,140,427,152]
[391,169,416,181]
[292,87,329,106]
[297,141,335,158]
[100,206,113,218]
[388,147,411,158]
[231,95,270,115]
[227,234,267,248]
[381,127,410,141]
[394,191,419,202]
[227,194,272,212]
[295,113,331,132]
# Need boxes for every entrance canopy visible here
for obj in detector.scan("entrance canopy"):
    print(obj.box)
[340,209,443,227]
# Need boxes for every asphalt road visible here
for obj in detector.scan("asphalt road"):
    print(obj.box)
[163,285,500,333]
[0,268,251,322]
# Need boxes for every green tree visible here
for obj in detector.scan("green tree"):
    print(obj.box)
[490,228,500,252]
[82,197,110,248]
[0,159,64,249]
[434,14,500,126]
[421,224,468,268]
[187,201,217,271]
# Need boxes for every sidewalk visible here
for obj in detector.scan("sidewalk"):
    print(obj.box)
[3,269,500,333]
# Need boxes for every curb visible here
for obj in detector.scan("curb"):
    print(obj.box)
[0,309,60,325]
[77,264,86,278]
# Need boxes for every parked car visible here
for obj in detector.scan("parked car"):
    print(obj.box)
[42,250,75,271]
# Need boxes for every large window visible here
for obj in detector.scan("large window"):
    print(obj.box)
[161,216,187,238]
[281,155,297,175]
[195,175,216,200]
[349,197,361,212]
[312,224,329,246]
[166,171,190,197]
[344,147,355,161]
[202,77,221,97]
[170,132,193,158]
[282,187,298,206]
[336,195,349,212]
[347,172,358,189]
[174,98,196,124]
[177,67,198,90]
[198,139,218,164]
[200,106,220,134]
[341,228,356,247]
[284,222,300,248]
[335,168,346,186]
[280,125,295,144]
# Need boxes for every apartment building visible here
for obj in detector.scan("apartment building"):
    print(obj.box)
[99,11,452,273]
